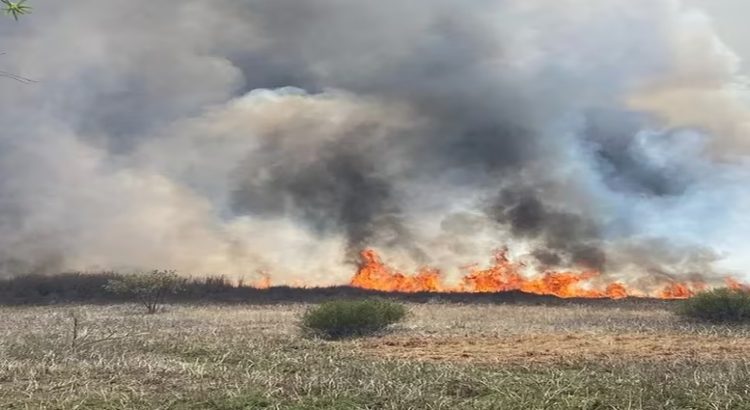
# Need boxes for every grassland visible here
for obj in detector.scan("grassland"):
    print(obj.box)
[1,300,750,409]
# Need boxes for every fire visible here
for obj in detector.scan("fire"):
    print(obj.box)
[350,249,728,300]
[352,249,442,292]
[659,282,696,299]
[256,275,272,289]
[248,272,272,289]
[726,278,750,292]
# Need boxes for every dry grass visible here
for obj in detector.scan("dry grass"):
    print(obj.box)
[360,333,750,364]
[1,302,749,409]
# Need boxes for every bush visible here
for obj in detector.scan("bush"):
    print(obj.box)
[105,270,184,314]
[677,288,750,323]
[301,299,407,339]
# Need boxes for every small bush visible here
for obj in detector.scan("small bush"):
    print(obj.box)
[677,288,750,323]
[301,299,407,339]
[105,270,184,314]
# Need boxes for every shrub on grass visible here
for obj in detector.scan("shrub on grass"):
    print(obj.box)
[677,288,750,323]
[105,270,184,314]
[301,299,407,339]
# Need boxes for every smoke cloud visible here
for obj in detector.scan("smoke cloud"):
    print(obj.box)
[0,0,748,285]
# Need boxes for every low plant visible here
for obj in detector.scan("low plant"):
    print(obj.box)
[677,288,750,323]
[300,298,407,339]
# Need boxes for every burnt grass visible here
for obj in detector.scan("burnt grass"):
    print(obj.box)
[0,271,675,309]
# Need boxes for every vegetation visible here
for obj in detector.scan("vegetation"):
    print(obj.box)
[0,271,679,308]
[0,272,117,303]
[1,0,35,83]
[677,288,750,323]
[1,0,31,20]
[301,298,407,339]
[105,270,184,314]
[1,303,750,409]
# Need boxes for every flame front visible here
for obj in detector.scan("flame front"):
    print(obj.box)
[350,249,726,299]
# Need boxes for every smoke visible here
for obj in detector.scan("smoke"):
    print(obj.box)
[0,0,748,284]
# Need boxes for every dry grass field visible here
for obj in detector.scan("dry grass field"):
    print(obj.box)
[1,301,750,409]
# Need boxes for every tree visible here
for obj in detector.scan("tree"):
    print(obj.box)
[105,270,185,314]
[1,2,36,83]
[2,0,31,20]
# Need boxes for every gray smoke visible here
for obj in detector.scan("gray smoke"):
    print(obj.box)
[488,187,605,270]
[0,0,748,285]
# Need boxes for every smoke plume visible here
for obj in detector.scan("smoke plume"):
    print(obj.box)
[0,0,748,285]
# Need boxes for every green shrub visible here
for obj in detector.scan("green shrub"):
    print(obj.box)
[677,288,750,323]
[105,270,184,314]
[301,299,407,339]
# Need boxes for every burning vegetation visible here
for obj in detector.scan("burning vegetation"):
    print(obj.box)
[350,249,745,300]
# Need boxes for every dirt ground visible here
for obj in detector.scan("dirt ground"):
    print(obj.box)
[358,332,750,364]
[350,303,750,364]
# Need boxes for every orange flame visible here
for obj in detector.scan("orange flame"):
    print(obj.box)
[726,278,750,292]
[254,272,272,289]
[350,249,734,299]
[352,249,442,292]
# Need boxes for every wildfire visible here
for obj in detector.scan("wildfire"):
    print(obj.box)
[256,275,272,290]
[726,278,750,292]
[350,249,724,300]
